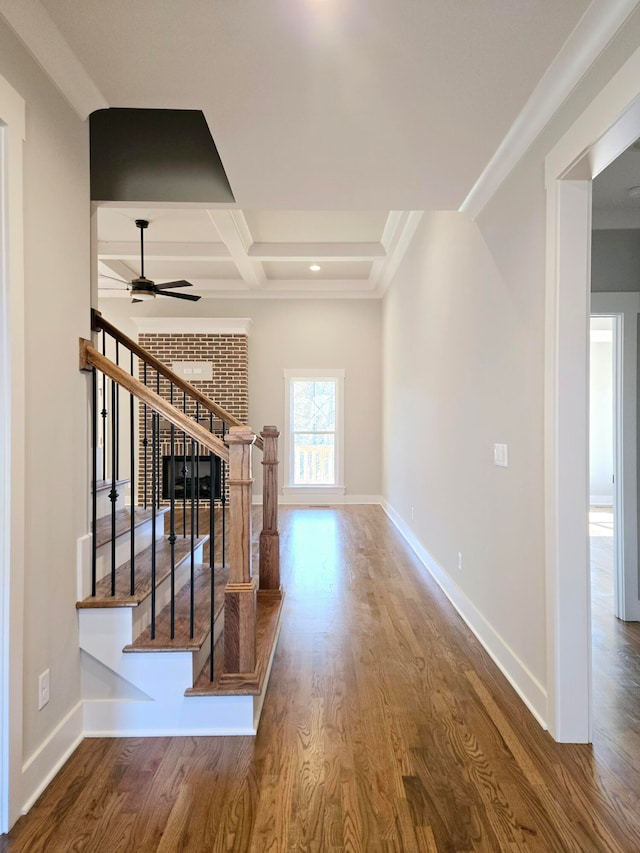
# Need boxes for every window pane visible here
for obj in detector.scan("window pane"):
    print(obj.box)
[293,433,335,485]
[292,380,336,432]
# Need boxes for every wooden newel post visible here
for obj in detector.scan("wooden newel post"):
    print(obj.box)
[223,426,257,676]
[259,425,281,595]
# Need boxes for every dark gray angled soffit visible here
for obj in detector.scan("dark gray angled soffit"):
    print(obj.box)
[90,108,235,204]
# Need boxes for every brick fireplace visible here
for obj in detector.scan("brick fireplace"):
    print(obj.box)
[134,318,251,506]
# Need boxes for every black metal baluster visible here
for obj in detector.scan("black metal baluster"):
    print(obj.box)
[151,410,157,639]
[170,382,176,639]
[209,411,215,681]
[110,376,118,597]
[115,342,120,480]
[196,403,200,537]
[143,363,149,509]
[182,391,187,537]
[222,421,227,570]
[101,330,107,482]
[190,438,195,639]
[91,367,98,598]
[130,350,136,597]
[156,370,161,510]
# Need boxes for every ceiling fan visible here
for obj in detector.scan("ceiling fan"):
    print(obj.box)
[100,219,201,303]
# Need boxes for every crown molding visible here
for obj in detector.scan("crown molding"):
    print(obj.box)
[460,0,640,220]
[131,317,253,335]
[0,0,108,119]
[374,211,424,296]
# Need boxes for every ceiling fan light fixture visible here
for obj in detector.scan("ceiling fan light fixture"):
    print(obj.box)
[131,289,155,301]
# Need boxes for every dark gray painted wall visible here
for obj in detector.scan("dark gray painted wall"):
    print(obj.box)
[592,229,640,292]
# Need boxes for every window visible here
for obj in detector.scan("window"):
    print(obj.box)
[283,369,345,499]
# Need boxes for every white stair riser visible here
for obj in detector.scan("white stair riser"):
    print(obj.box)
[79,542,208,698]
[94,513,165,585]
[82,540,205,647]
[79,609,194,701]
[130,541,205,637]
[83,694,258,736]
[95,486,127,518]
[191,609,223,683]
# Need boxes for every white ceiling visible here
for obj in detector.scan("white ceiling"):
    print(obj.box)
[38,0,590,210]
[4,0,630,298]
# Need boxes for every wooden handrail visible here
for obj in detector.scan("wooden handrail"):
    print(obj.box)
[80,338,230,463]
[92,310,264,452]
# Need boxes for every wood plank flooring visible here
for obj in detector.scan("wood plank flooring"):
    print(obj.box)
[3,505,640,851]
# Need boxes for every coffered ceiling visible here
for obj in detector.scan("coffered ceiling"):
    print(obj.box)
[97,207,421,298]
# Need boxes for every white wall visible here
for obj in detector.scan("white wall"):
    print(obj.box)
[0,18,90,815]
[382,8,640,726]
[382,211,547,708]
[100,297,382,499]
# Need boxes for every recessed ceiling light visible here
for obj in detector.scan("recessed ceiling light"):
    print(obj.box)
[310,264,321,272]
[628,185,640,198]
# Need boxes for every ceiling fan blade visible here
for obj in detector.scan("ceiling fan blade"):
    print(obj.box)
[154,280,193,290]
[100,273,129,284]
[157,290,201,302]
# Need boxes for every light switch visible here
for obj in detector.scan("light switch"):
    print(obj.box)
[494,443,508,468]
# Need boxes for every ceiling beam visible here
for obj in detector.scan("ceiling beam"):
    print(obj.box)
[206,210,265,288]
[98,241,231,261]
[247,242,386,261]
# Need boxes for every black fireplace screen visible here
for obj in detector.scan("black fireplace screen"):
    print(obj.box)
[162,455,222,500]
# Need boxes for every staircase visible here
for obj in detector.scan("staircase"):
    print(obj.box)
[76,312,283,736]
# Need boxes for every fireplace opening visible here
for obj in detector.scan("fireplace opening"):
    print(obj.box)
[162,455,222,501]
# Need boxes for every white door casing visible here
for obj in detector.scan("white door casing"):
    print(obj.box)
[545,47,640,742]
[0,72,26,832]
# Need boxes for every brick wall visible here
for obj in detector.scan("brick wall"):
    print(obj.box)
[137,333,248,506]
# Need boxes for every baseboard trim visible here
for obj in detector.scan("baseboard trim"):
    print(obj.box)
[21,701,84,815]
[253,494,382,506]
[381,500,548,730]
[278,492,382,506]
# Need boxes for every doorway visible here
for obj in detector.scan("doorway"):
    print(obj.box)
[545,48,640,742]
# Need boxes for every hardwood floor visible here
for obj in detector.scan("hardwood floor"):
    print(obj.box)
[3,505,640,851]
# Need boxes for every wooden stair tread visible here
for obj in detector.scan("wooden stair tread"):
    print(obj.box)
[123,563,227,652]
[77,534,209,608]
[186,590,284,697]
[95,506,169,549]
[95,477,130,493]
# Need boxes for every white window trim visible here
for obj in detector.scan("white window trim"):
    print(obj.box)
[283,368,345,504]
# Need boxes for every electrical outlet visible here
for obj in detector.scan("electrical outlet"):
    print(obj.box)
[458,552,463,571]
[38,669,50,710]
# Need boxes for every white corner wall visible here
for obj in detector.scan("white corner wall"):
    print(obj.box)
[0,17,90,821]
[382,210,548,721]
[382,8,640,732]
